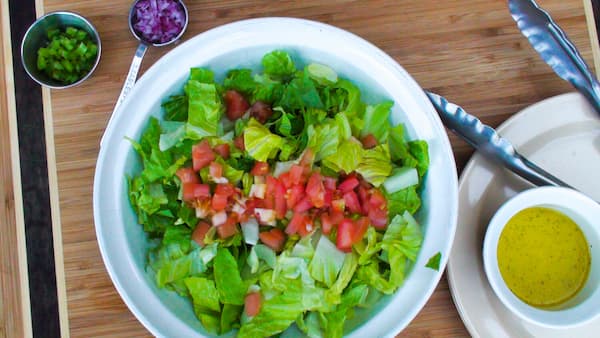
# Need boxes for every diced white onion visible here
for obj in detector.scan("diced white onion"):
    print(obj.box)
[241,218,259,245]
[212,210,227,227]
[249,183,266,199]
[254,208,276,226]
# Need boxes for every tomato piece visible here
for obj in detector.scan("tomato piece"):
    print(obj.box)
[274,181,287,219]
[331,198,345,212]
[213,143,230,159]
[343,191,362,214]
[217,215,239,239]
[244,292,262,317]
[182,183,210,201]
[320,213,334,235]
[286,184,305,209]
[369,189,387,209]
[357,186,371,214]
[297,216,314,237]
[278,172,292,189]
[323,176,337,191]
[251,161,270,176]
[234,135,245,151]
[264,176,279,210]
[353,217,370,242]
[211,193,229,211]
[306,172,325,208]
[191,221,211,247]
[336,219,355,252]
[209,161,223,179]
[215,183,235,197]
[360,133,378,149]
[329,210,345,225]
[224,90,250,121]
[259,228,286,252]
[286,212,305,235]
[368,207,388,229]
[176,167,199,184]
[293,196,313,213]
[192,140,216,171]
[289,165,305,185]
[323,189,333,208]
[338,176,360,193]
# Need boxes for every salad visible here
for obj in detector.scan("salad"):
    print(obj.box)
[128,50,430,337]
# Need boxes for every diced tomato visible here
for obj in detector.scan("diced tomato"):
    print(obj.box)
[182,183,210,201]
[286,184,305,209]
[259,228,286,252]
[360,133,378,149]
[321,213,334,235]
[279,172,292,189]
[353,217,370,242]
[244,292,262,317]
[191,221,211,247]
[338,176,360,193]
[357,186,371,214]
[306,172,325,208]
[213,143,230,159]
[323,176,337,191]
[211,193,229,211]
[297,216,314,237]
[251,162,270,176]
[215,183,235,197]
[369,189,387,209]
[331,198,345,212]
[289,165,305,185]
[329,210,345,225]
[293,196,313,213]
[264,176,279,210]
[217,215,239,239]
[192,140,216,171]
[368,207,388,229]
[224,90,250,121]
[343,191,362,214]
[336,219,355,252]
[176,167,199,184]
[209,161,223,179]
[286,212,305,235]
[274,181,287,219]
[234,135,245,151]
[323,189,333,207]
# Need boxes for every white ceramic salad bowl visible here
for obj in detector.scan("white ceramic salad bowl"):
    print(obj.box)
[94,17,458,337]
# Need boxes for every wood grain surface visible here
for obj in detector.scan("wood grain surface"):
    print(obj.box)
[39,0,595,337]
[0,0,31,337]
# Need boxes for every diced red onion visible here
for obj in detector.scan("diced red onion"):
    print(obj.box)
[132,0,185,44]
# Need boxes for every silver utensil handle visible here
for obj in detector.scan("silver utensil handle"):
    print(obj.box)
[508,0,600,115]
[425,91,573,188]
[100,43,148,148]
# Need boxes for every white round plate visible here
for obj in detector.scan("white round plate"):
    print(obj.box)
[94,18,458,337]
[447,92,600,338]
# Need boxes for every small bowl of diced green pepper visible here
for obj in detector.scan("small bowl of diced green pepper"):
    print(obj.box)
[21,11,101,89]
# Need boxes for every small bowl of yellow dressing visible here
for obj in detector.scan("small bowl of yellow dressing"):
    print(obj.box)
[483,186,600,328]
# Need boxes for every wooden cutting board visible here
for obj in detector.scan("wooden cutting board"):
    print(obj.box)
[35,0,597,337]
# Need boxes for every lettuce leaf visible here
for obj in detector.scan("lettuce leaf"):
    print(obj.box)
[185,80,223,138]
[223,68,256,96]
[189,67,215,83]
[214,247,247,305]
[408,140,429,177]
[322,139,363,174]
[361,101,393,142]
[356,144,392,187]
[162,95,188,122]
[261,50,296,79]
[306,121,340,161]
[308,235,346,287]
[385,186,421,216]
[244,118,284,161]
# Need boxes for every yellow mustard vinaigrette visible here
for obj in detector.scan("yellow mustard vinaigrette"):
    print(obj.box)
[497,207,591,308]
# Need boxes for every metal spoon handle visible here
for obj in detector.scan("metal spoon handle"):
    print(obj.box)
[425,91,573,188]
[101,43,148,148]
[508,0,600,115]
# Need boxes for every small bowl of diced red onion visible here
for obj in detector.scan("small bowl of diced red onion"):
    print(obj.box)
[129,0,188,46]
